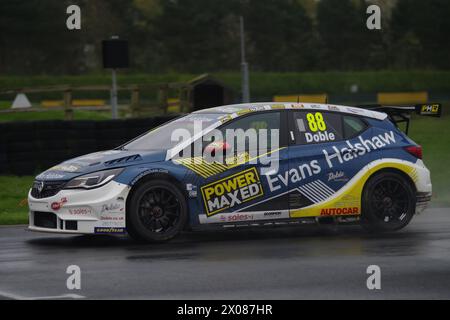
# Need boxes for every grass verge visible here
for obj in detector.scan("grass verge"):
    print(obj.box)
[0,176,34,225]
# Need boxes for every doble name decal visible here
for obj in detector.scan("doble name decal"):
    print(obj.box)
[201,167,264,216]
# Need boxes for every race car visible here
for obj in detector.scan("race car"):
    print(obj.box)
[27,102,441,242]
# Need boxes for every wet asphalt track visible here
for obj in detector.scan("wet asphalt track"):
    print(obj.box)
[1,207,450,300]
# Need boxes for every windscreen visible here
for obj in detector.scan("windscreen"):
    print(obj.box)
[122,113,223,151]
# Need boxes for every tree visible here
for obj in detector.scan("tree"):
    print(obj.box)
[152,0,241,73]
[391,0,450,69]
[243,0,316,71]
[316,0,368,70]
[0,0,84,74]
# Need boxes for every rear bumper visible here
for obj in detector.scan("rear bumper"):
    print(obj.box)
[416,191,432,214]
[413,159,432,214]
[28,181,130,235]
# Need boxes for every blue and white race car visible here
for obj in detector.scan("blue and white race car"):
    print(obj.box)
[28,102,441,242]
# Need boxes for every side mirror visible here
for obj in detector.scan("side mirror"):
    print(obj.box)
[204,141,231,157]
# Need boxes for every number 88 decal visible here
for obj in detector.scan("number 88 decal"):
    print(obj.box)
[306,112,327,132]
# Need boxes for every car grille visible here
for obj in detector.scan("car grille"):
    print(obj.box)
[33,212,57,229]
[31,180,66,199]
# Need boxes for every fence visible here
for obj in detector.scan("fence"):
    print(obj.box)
[0,116,177,175]
[0,83,192,119]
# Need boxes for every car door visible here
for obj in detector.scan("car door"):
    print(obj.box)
[287,109,347,218]
[197,110,290,224]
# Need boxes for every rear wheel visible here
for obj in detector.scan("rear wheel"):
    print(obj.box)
[361,171,416,232]
[127,179,188,242]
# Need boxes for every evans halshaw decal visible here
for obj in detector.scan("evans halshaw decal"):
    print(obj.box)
[201,167,264,216]
[323,131,396,168]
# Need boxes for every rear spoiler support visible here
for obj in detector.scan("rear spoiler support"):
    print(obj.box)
[355,103,442,135]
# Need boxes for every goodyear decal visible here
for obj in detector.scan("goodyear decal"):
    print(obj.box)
[201,167,264,216]
[94,227,126,234]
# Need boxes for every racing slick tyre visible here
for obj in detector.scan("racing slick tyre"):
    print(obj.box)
[361,171,416,233]
[127,179,188,242]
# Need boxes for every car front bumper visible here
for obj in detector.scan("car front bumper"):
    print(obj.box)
[28,181,130,234]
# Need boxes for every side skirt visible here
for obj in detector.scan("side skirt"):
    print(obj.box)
[191,215,360,231]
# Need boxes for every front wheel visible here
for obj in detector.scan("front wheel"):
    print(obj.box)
[127,179,188,242]
[361,171,416,232]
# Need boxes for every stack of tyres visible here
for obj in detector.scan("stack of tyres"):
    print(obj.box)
[3,121,38,175]
[0,124,8,174]
[95,119,131,151]
[35,121,69,173]
[66,121,97,159]
[0,116,180,175]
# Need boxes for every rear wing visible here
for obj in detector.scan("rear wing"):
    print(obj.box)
[356,103,442,134]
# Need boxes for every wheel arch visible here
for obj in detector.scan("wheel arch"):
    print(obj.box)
[125,171,190,224]
[359,166,418,232]
[362,167,417,199]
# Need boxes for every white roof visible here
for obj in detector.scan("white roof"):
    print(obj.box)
[194,102,387,121]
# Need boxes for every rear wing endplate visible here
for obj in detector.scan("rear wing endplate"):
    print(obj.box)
[356,103,442,134]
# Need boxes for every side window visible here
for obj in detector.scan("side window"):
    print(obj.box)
[291,111,343,145]
[205,111,281,152]
[343,116,368,138]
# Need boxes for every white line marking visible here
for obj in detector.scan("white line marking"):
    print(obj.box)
[0,290,85,300]
[308,182,331,199]
[300,184,326,201]
[298,187,320,203]
[317,180,335,194]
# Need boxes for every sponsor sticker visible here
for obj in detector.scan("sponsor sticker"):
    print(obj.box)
[201,167,264,216]
[327,105,340,112]
[51,197,67,211]
[199,210,289,224]
[50,164,81,172]
[36,172,66,180]
[101,203,123,213]
[420,104,440,116]
[220,213,255,222]
[69,207,92,215]
[327,171,349,182]
[320,207,359,216]
[94,227,126,234]
[130,168,169,186]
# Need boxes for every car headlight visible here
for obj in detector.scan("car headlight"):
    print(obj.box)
[64,168,124,189]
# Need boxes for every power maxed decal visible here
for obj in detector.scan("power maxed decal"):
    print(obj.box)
[201,167,264,216]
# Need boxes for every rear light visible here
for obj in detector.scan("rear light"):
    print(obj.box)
[404,145,422,159]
